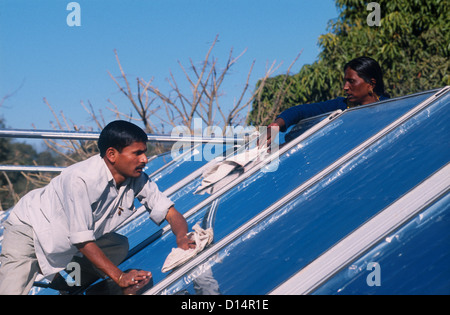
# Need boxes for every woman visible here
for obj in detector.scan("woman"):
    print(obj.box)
[267,56,390,140]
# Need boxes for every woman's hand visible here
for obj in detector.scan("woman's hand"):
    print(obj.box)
[265,122,280,147]
[258,118,285,148]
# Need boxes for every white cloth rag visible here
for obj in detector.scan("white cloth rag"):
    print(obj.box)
[194,146,267,195]
[162,223,214,273]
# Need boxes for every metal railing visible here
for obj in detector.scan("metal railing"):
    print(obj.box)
[0,129,246,172]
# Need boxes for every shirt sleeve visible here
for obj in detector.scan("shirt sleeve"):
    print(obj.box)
[61,175,96,245]
[133,174,174,225]
[277,97,347,131]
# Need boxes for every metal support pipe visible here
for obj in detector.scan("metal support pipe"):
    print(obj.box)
[0,128,245,144]
[0,165,65,172]
[0,128,248,173]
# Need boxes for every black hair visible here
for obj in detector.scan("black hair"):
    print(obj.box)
[98,120,148,157]
[344,56,388,97]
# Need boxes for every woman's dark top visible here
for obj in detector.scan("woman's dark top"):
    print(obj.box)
[276,95,389,131]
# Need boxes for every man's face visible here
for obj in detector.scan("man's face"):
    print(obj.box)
[112,141,148,179]
[343,68,375,105]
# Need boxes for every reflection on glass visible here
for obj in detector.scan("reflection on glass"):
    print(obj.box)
[312,192,450,295]
[145,151,173,175]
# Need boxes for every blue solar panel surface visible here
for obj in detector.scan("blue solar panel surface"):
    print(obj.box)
[159,90,450,294]
[1,88,447,295]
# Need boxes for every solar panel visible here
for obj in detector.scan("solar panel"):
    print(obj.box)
[17,87,450,294]
[312,191,450,295]
[147,89,449,295]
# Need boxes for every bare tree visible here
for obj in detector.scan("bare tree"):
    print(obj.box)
[17,98,102,193]
[251,51,303,126]
[106,35,284,135]
[1,35,301,208]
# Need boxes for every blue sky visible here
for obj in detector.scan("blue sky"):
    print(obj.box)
[0,0,339,134]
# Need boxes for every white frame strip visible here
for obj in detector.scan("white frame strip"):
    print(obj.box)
[270,163,450,295]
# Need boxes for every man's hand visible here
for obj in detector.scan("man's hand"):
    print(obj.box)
[76,240,153,289]
[165,206,196,250]
[176,233,196,250]
[117,269,152,288]
[76,240,153,288]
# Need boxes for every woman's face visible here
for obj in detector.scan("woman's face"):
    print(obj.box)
[343,68,376,105]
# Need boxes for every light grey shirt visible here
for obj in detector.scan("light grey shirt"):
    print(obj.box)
[9,154,173,276]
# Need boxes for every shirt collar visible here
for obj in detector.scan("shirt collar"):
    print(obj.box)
[100,155,131,189]
[99,155,115,184]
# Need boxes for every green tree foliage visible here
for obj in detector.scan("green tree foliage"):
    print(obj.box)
[248,0,449,126]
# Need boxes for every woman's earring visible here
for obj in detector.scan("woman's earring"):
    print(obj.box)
[369,88,379,101]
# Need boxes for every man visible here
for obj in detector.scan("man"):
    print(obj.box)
[0,120,194,295]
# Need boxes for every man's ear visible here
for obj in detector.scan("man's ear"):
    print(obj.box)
[104,147,118,164]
